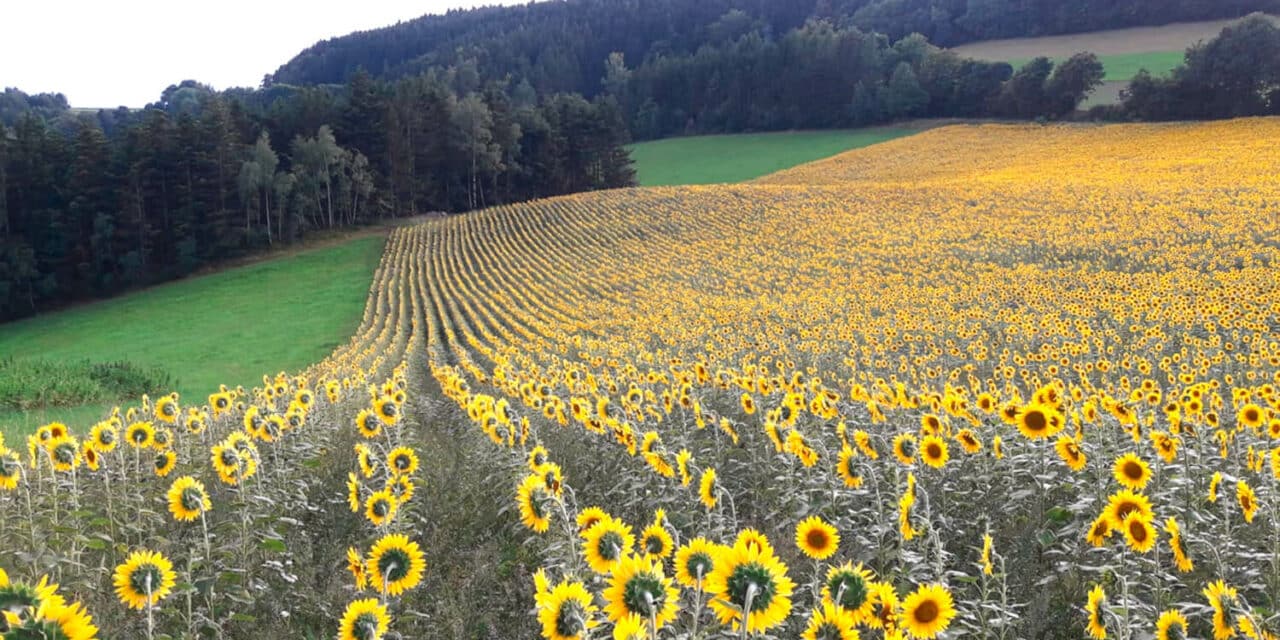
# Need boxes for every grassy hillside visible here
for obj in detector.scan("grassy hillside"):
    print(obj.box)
[0,235,384,436]
[628,127,920,186]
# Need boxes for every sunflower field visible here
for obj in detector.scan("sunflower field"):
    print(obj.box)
[3,118,1280,640]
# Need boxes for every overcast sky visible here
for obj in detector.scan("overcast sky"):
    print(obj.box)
[3,1,528,109]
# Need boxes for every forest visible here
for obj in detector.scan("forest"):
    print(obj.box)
[0,72,633,321]
[272,0,1276,93]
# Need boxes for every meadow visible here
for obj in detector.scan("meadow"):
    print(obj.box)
[1005,51,1184,81]
[2,117,1280,640]
[627,127,920,186]
[0,236,384,435]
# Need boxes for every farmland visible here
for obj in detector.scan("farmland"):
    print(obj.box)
[3,117,1280,640]
[628,127,921,186]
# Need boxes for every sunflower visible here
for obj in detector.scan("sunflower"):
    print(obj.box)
[955,428,982,454]
[583,516,636,575]
[795,516,840,560]
[0,451,20,490]
[46,436,80,473]
[81,442,101,471]
[337,598,389,640]
[540,463,564,497]
[90,423,119,453]
[538,579,599,640]
[699,468,718,510]
[919,435,948,469]
[892,433,917,465]
[347,547,367,591]
[1204,580,1239,640]
[576,507,609,535]
[803,602,859,640]
[355,444,377,478]
[1086,516,1112,547]
[125,422,155,449]
[663,447,688,486]
[153,450,177,478]
[865,580,899,630]
[836,446,863,488]
[387,447,419,477]
[348,473,362,512]
[518,474,553,533]
[113,550,176,610]
[210,392,232,416]
[365,490,399,527]
[612,614,647,640]
[639,522,674,561]
[602,554,679,630]
[1085,585,1107,639]
[822,561,874,620]
[1237,480,1259,523]
[673,538,719,588]
[1103,489,1153,530]
[1165,517,1193,572]
[35,596,100,640]
[1112,452,1151,490]
[154,396,178,424]
[373,397,400,426]
[899,583,956,639]
[853,430,878,459]
[1016,402,1063,440]
[528,445,551,471]
[167,476,210,522]
[366,533,426,596]
[1055,436,1087,472]
[355,409,381,439]
[1120,513,1156,553]
[210,444,245,485]
[705,538,795,633]
[387,475,415,504]
[1156,610,1187,640]
[981,534,994,575]
[1239,403,1266,430]
[992,435,1004,460]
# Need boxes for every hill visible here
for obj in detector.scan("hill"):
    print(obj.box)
[0,234,384,435]
[7,117,1279,638]
[272,0,1276,92]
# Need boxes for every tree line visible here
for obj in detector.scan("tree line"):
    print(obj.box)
[0,73,634,321]
[1117,14,1280,120]
[613,19,1105,138]
[270,0,1275,94]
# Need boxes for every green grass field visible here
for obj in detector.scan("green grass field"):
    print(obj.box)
[628,127,919,186]
[1007,50,1183,81]
[0,236,384,437]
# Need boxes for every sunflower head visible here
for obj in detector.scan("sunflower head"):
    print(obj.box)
[167,476,211,522]
[602,554,678,630]
[367,533,426,596]
[338,598,389,640]
[796,516,840,560]
[113,550,177,610]
[706,538,795,633]
[900,583,957,639]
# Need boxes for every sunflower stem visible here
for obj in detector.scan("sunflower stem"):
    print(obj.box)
[740,582,758,640]
[146,572,155,640]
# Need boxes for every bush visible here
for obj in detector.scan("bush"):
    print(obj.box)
[0,357,175,411]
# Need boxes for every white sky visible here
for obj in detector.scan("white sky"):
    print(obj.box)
[2,1,529,109]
